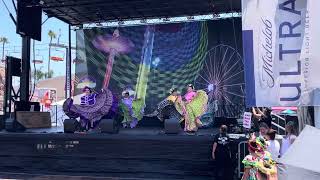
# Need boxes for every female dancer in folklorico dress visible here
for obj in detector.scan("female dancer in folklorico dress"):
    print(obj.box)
[119,90,144,128]
[151,85,207,133]
[63,86,116,132]
[242,136,278,180]
[183,84,208,132]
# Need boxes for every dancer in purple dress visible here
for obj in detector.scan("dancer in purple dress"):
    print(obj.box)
[79,87,97,130]
[63,87,114,132]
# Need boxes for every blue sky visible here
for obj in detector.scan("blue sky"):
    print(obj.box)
[0,1,76,77]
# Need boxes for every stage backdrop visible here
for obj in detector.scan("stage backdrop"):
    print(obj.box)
[75,19,244,117]
[242,0,320,107]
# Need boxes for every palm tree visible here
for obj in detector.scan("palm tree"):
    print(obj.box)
[0,37,9,62]
[47,30,56,78]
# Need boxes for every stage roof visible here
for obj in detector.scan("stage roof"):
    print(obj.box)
[42,0,241,25]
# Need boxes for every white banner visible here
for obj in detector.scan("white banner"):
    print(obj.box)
[242,0,320,106]
[243,112,252,129]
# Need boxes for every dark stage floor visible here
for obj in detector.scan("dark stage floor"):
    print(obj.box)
[0,126,245,180]
[0,126,219,136]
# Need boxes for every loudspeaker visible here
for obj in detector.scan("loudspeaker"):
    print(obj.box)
[5,118,26,132]
[164,118,181,134]
[99,119,119,134]
[16,0,42,41]
[6,56,21,77]
[64,119,80,133]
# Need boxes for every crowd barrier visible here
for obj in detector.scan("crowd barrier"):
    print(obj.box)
[237,140,248,178]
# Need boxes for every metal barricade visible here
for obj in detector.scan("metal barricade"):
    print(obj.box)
[237,141,248,179]
[40,105,66,127]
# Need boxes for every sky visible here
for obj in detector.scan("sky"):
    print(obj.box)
[0,0,76,77]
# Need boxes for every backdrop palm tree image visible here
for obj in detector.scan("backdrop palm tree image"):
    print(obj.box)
[0,37,8,61]
[48,30,56,78]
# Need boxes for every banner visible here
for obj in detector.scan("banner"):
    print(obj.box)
[243,112,252,129]
[75,20,245,117]
[242,0,320,107]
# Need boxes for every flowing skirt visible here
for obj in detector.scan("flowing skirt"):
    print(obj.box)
[63,88,115,129]
[119,99,144,128]
[184,90,208,131]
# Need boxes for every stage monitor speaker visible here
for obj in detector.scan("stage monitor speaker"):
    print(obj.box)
[64,119,80,133]
[99,119,119,134]
[5,118,26,132]
[164,118,181,134]
[16,0,42,41]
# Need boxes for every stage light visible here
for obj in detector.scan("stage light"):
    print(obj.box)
[163,17,170,22]
[187,16,194,20]
[96,22,103,26]
[152,57,160,67]
[208,83,216,92]
[140,19,147,23]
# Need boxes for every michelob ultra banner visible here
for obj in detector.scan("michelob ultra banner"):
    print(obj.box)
[242,0,320,106]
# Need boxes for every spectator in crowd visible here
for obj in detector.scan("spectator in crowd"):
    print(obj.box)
[212,125,232,180]
[261,107,272,128]
[252,107,272,129]
[265,129,280,161]
[280,121,297,157]
[258,122,270,138]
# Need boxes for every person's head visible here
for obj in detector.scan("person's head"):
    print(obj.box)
[124,92,130,98]
[187,84,194,92]
[259,122,269,136]
[266,129,277,141]
[285,121,296,135]
[220,125,228,134]
[113,29,120,37]
[170,88,178,96]
[83,86,92,95]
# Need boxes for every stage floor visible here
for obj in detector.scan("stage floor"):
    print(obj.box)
[0,125,246,180]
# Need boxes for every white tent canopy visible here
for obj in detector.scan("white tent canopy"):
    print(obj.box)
[279,125,320,180]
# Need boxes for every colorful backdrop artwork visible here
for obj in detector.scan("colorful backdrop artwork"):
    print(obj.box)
[75,19,245,117]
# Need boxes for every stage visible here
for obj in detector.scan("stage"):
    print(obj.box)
[0,126,235,179]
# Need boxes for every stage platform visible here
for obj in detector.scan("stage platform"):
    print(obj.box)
[0,126,234,179]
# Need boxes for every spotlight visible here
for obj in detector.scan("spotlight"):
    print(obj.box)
[96,22,103,26]
[163,17,170,22]
[140,19,147,23]
[187,16,194,20]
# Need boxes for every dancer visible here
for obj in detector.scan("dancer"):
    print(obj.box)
[152,88,184,122]
[183,84,208,132]
[63,87,115,131]
[119,90,144,128]
[80,86,97,106]
[241,136,278,180]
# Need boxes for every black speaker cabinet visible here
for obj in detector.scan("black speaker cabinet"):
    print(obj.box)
[99,119,119,134]
[17,0,42,41]
[164,118,181,134]
[64,119,80,133]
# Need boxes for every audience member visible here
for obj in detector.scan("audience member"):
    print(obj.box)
[265,129,280,161]
[280,121,297,157]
